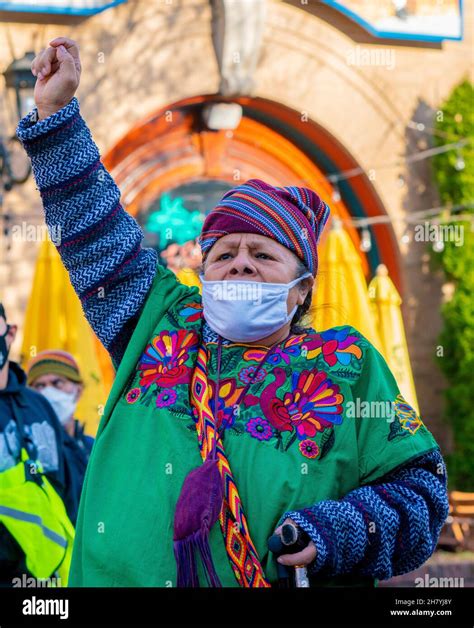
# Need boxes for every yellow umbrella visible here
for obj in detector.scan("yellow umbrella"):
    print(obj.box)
[20,240,111,435]
[176,267,202,291]
[368,264,419,413]
[309,219,384,352]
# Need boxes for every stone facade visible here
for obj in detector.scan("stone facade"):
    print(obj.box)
[1,0,472,449]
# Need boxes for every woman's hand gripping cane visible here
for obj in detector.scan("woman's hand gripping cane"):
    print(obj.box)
[274,518,317,567]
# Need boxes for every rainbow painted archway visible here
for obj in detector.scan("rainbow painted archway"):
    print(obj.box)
[103,94,402,291]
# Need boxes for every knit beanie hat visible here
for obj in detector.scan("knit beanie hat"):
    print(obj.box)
[198,178,330,276]
[26,349,83,386]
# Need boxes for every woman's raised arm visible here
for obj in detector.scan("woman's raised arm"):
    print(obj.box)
[16,38,159,368]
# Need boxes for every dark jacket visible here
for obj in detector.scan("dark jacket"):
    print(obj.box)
[73,419,94,457]
[61,420,94,528]
[0,361,88,582]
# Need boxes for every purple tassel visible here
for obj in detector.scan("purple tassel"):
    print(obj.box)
[173,456,223,587]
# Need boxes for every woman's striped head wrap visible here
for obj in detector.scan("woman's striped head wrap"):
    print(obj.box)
[198,179,330,276]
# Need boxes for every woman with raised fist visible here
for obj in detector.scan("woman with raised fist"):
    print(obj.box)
[16,38,449,588]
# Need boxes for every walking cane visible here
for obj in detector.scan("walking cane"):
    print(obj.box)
[267,522,311,588]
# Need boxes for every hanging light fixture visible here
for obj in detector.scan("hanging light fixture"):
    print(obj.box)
[360,228,372,252]
[1,51,35,189]
[3,51,36,120]
[201,102,242,130]
[432,239,445,253]
[400,230,410,244]
[454,150,465,171]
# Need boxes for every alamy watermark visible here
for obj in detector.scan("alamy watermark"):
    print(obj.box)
[10,221,62,246]
[345,399,395,422]
[414,222,464,247]
[12,574,62,588]
[347,45,396,70]
[22,596,69,620]
[211,280,263,305]
[414,574,464,588]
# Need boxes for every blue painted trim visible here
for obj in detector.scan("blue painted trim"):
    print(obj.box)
[0,0,127,15]
[321,0,463,42]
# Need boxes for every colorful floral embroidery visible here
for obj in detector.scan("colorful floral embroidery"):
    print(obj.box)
[299,439,320,459]
[156,389,178,408]
[238,365,267,385]
[394,394,423,434]
[179,302,203,324]
[211,396,236,430]
[126,387,141,404]
[245,368,344,438]
[246,417,273,441]
[128,322,356,460]
[304,327,362,367]
[124,329,200,412]
[138,330,199,388]
[242,334,306,366]
[209,377,246,431]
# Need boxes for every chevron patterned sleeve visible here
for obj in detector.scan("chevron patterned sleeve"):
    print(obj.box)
[279,448,449,580]
[16,97,159,366]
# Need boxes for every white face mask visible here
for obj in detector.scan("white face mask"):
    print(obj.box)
[40,386,77,425]
[199,273,312,342]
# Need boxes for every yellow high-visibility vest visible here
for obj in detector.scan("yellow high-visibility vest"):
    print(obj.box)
[0,448,75,585]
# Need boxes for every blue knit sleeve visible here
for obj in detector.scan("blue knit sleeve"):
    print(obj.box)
[280,448,449,580]
[16,98,159,367]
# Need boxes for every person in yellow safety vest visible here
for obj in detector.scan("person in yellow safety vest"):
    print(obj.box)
[0,303,75,587]
[26,350,94,524]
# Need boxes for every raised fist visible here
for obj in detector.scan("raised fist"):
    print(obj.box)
[31,37,81,120]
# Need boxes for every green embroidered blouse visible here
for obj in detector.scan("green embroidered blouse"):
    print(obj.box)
[69,263,438,587]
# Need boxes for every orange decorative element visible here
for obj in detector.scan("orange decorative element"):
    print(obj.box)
[102,94,401,291]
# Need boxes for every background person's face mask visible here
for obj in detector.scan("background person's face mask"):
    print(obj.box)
[0,325,11,369]
[200,273,312,342]
[40,386,77,425]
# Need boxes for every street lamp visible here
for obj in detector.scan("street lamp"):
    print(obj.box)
[1,51,35,189]
[3,51,36,120]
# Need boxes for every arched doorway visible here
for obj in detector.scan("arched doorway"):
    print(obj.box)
[103,94,402,290]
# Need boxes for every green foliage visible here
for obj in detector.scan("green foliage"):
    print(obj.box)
[432,80,474,489]
[433,80,474,207]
